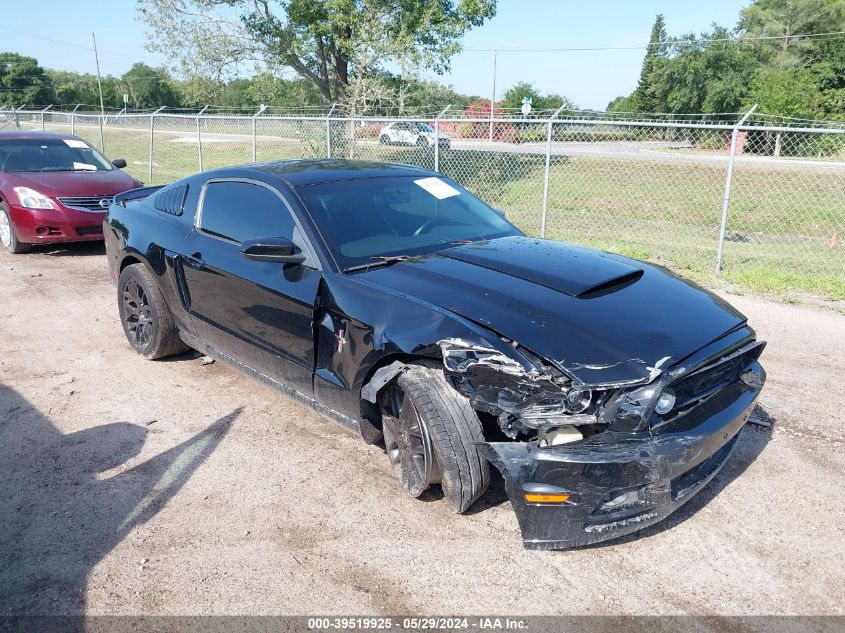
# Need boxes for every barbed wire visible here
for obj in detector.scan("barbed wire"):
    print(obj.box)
[4,103,845,128]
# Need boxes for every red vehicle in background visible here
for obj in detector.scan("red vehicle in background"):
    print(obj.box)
[0,131,142,254]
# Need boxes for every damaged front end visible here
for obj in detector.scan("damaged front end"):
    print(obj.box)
[439,338,609,443]
[438,332,767,549]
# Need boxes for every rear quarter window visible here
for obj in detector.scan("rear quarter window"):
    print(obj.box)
[153,184,188,216]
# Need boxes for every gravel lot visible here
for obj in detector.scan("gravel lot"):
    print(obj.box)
[1,242,843,616]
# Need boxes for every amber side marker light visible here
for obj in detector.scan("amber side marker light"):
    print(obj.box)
[524,492,570,504]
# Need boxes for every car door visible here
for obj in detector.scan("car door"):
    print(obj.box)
[178,178,321,395]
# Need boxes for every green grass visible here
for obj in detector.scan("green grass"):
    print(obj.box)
[41,121,845,301]
[723,267,845,299]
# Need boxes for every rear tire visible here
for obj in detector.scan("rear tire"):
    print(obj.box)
[0,202,31,254]
[117,263,188,359]
[381,363,490,513]
[379,134,391,145]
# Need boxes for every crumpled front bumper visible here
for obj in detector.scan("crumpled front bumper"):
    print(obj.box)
[479,366,764,550]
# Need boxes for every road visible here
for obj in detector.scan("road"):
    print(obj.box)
[0,242,843,616]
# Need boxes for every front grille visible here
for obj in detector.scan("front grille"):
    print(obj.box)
[653,340,764,430]
[57,196,114,212]
[672,356,744,409]
[76,226,103,236]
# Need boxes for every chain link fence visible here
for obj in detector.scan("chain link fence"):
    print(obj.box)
[3,105,843,298]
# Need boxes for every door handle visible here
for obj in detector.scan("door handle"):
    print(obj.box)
[183,252,205,269]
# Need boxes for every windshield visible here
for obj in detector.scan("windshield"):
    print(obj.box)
[295,175,521,271]
[417,123,434,132]
[0,139,113,173]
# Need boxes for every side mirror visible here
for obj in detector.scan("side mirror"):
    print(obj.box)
[493,207,507,218]
[112,158,127,169]
[241,236,306,265]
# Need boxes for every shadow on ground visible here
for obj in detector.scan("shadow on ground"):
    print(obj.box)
[0,383,238,619]
[30,242,106,257]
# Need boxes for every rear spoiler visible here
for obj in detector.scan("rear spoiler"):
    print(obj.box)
[113,185,165,207]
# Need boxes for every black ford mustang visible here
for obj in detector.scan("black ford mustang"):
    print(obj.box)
[104,160,766,549]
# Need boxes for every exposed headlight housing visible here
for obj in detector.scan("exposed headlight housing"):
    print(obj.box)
[563,388,592,413]
[13,186,55,210]
[654,388,676,415]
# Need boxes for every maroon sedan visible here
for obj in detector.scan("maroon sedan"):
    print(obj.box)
[0,131,142,253]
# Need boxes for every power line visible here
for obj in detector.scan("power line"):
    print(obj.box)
[0,25,139,58]
[464,30,845,52]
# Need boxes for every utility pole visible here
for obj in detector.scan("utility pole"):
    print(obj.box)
[92,32,106,152]
[489,49,497,142]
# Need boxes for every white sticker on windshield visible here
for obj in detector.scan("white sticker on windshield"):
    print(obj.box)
[413,177,460,200]
[72,162,97,171]
[64,139,89,149]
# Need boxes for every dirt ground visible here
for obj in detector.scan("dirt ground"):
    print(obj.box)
[1,242,843,616]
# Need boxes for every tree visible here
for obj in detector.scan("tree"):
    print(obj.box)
[139,0,497,107]
[501,81,576,113]
[0,53,51,107]
[748,65,820,117]
[47,70,101,106]
[645,27,757,115]
[740,0,845,65]
[634,15,668,112]
[119,63,180,109]
[607,94,639,112]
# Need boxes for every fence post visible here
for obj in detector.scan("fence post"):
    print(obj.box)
[148,107,166,183]
[196,105,208,171]
[40,105,52,131]
[325,104,337,159]
[70,103,81,136]
[149,114,155,183]
[715,104,757,274]
[434,105,451,173]
[251,104,266,162]
[540,104,567,238]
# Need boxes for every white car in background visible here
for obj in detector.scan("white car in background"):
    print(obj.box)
[379,122,450,149]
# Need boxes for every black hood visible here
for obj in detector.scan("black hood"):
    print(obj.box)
[357,236,746,386]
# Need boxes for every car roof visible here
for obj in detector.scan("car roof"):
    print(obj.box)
[0,130,81,142]
[238,159,435,187]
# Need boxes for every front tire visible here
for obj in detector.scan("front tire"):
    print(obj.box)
[0,202,31,254]
[379,134,391,145]
[381,363,490,513]
[117,263,188,359]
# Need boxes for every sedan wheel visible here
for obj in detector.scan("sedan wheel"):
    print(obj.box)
[379,134,391,145]
[0,208,11,248]
[0,203,31,254]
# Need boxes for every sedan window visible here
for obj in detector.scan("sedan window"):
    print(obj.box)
[0,139,113,172]
[199,181,296,244]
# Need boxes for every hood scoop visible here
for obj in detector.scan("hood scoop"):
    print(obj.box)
[575,269,644,298]
[439,237,644,297]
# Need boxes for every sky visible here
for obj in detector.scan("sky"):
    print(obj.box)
[0,0,751,110]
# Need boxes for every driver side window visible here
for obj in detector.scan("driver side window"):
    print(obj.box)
[199,181,295,244]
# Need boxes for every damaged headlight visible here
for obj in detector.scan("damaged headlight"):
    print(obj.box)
[439,338,607,437]
[563,388,592,413]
